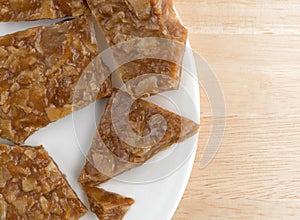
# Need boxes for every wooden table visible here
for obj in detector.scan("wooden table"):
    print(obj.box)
[173,0,300,219]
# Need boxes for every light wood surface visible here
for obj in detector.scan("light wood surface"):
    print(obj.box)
[173,0,300,219]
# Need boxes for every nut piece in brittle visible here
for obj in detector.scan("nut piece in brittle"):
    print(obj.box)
[0,144,87,219]
[86,0,188,98]
[78,89,199,186]
[0,16,111,144]
[0,0,90,22]
[84,186,134,220]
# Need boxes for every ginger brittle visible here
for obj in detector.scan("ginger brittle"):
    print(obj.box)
[86,0,188,98]
[79,89,199,186]
[84,186,134,220]
[0,144,87,219]
[0,0,90,22]
[0,16,111,144]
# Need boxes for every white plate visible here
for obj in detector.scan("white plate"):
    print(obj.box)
[0,19,200,220]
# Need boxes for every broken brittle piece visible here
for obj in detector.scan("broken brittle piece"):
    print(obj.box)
[0,144,87,219]
[0,16,111,144]
[0,0,90,22]
[86,0,188,98]
[84,186,134,220]
[78,89,199,186]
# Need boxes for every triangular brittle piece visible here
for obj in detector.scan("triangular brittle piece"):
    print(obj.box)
[0,0,90,22]
[86,0,188,98]
[79,89,199,186]
[84,186,134,220]
[0,144,87,219]
[0,16,111,144]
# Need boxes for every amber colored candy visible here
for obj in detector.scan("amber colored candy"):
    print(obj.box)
[79,89,199,186]
[86,0,188,98]
[84,186,134,220]
[0,144,87,219]
[0,16,112,144]
[0,0,90,22]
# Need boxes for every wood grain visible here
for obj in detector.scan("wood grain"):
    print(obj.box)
[173,0,300,219]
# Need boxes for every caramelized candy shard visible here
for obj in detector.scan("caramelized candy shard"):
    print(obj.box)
[86,0,188,97]
[78,89,199,186]
[84,186,134,220]
[0,0,90,22]
[0,16,112,144]
[0,144,87,219]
